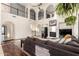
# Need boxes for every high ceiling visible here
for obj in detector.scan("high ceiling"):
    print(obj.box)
[20,3,57,13]
[20,3,42,7]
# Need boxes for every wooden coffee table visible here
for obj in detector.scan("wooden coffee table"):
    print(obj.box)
[2,41,31,56]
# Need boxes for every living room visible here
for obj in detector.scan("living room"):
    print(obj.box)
[0,3,79,56]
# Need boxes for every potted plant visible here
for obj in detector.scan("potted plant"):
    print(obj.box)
[65,16,76,25]
[56,3,79,25]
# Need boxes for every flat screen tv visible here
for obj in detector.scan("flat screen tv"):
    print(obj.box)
[50,32,56,37]
[59,29,72,37]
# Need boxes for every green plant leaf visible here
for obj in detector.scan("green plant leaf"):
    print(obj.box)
[56,3,78,25]
[56,3,79,16]
[65,16,76,25]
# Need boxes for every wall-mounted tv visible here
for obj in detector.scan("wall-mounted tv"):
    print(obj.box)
[59,29,72,37]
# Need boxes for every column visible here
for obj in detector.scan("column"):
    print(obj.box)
[44,9,46,19]
[35,9,39,36]
[36,9,39,20]
[28,8,30,19]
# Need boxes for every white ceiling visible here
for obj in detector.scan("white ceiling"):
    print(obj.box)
[20,3,41,7]
[20,3,57,12]
[20,3,28,6]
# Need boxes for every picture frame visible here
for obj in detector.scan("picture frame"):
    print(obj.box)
[49,20,57,26]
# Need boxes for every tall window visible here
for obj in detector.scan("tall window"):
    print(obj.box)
[46,5,54,18]
[30,9,36,20]
[38,9,44,20]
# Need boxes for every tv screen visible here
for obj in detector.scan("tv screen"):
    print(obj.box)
[50,32,56,37]
[59,29,72,37]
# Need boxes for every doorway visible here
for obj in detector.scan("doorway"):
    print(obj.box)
[2,21,15,41]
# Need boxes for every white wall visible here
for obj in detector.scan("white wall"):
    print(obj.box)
[73,12,78,38]
[1,12,32,39]
[0,3,2,44]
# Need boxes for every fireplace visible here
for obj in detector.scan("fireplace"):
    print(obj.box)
[59,29,72,38]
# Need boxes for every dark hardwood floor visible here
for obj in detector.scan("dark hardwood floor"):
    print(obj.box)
[2,41,31,56]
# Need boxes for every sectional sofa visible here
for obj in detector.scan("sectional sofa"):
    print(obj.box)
[23,37,79,56]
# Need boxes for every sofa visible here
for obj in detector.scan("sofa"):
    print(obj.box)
[23,37,79,56]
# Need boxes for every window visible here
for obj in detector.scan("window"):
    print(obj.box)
[30,9,36,20]
[38,9,44,20]
[46,14,50,18]
[10,7,17,15]
[18,11,25,17]
[46,5,54,18]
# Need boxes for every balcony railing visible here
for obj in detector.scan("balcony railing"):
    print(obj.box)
[1,3,27,18]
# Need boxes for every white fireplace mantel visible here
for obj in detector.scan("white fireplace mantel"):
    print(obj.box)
[59,22,73,29]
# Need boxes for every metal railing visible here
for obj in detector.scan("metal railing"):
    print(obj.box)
[2,3,26,17]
